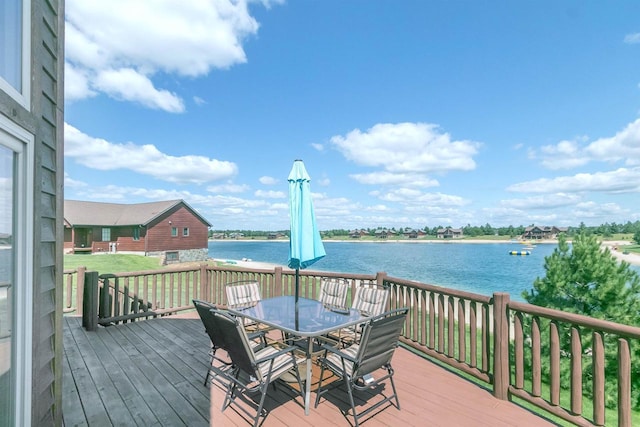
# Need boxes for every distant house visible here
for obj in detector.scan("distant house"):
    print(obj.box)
[349,229,368,238]
[374,228,394,239]
[522,225,568,240]
[403,228,425,239]
[64,199,211,263]
[437,228,463,239]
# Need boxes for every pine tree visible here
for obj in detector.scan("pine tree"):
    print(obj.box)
[522,232,640,408]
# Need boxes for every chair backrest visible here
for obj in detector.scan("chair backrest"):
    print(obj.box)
[193,299,226,349]
[351,284,389,316]
[353,308,408,378]
[318,278,349,309]
[213,310,260,379]
[225,280,262,307]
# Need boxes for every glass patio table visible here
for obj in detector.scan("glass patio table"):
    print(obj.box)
[228,295,366,415]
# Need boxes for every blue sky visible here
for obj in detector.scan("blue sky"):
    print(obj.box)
[64,1,640,231]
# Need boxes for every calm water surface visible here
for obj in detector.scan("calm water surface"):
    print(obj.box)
[208,241,569,302]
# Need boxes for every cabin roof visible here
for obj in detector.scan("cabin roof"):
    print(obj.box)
[64,199,211,227]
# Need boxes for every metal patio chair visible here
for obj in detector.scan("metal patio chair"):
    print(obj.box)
[317,277,350,310]
[314,307,409,427]
[211,310,305,427]
[192,299,266,387]
[328,283,390,345]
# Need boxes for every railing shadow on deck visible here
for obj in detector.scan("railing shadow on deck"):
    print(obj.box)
[63,264,639,427]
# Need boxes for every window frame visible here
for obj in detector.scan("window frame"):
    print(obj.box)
[101,228,111,242]
[0,0,31,109]
[182,227,189,237]
[171,227,178,237]
[0,113,34,427]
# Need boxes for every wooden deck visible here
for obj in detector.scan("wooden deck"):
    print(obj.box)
[63,315,557,426]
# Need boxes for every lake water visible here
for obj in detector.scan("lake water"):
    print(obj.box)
[209,241,566,302]
[208,240,640,303]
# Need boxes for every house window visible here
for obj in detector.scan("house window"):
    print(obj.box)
[0,114,35,426]
[165,251,179,262]
[101,228,111,241]
[0,0,31,108]
[182,227,189,237]
[171,227,178,237]
[132,227,140,241]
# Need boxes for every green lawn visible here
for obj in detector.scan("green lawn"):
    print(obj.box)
[65,253,168,273]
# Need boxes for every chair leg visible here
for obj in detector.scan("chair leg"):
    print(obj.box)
[253,383,269,427]
[388,367,400,409]
[314,363,328,408]
[344,377,360,427]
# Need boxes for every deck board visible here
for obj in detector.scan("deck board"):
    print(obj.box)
[63,315,556,426]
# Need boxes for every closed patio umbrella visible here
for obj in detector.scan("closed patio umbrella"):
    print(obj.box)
[287,159,326,315]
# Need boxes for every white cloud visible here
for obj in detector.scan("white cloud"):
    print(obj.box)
[94,68,185,112]
[330,122,480,174]
[624,33,640,44]
[65,0,262,112]
[585,118,640,165]
[376,189,469,207]
[64,123,237,184]
[311,143,324,151]
[259,176,278,185]
[254,189,286,198]
[500,193,582,210]
[206,183,250,193]
[507,167,640,194]
[64,172,88,189]
[64,62,97,101]
[350,171,439,187]
[533,118,640,169]
[193,96,207,106]
[536,138,590,170]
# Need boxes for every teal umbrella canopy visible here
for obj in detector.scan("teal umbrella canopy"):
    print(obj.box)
[287,160,326,270]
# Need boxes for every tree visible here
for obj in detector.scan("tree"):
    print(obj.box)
[522,232,640,408]
[634,229,640,245]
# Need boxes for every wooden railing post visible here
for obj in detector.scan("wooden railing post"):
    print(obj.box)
[274,267,283,297]
[76,266,86,316]
[199,264,208,301]
[493,292,510,400]
[82,271,99,331]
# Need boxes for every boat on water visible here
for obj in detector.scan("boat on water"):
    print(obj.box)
[522,246,535,251]
[509,250,531,256]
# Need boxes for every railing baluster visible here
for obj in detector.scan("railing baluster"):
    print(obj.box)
[532,316,541,397]
[549,321,560,406]
[618,338,631,427]
[570,326,582,415]
[514,312,524,389]
[593,331,605,426]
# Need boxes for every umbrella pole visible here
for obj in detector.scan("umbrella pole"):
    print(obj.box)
[295,268,300,330]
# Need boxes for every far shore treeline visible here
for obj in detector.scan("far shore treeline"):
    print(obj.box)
[209,220,640,241]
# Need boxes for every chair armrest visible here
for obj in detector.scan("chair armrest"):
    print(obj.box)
[320,343,358,364]
[254,345,299,365]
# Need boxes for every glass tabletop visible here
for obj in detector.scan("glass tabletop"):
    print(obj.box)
[229,295,366,337]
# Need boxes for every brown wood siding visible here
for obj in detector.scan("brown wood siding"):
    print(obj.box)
[145,206,209,252]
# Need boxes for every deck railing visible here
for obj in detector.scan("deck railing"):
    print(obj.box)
[68,263,638,426]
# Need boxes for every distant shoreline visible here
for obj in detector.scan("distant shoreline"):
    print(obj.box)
[209,238,640,267]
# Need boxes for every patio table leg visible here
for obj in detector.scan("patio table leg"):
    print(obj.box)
[305,337,313,415]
